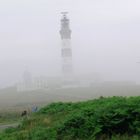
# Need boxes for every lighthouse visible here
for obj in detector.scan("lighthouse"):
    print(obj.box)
[60,12,73,79]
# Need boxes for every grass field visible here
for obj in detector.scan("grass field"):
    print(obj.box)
[0,83,140,134]
[1,96,140,139]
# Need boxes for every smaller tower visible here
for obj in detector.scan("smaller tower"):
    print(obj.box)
[22,70,32,88]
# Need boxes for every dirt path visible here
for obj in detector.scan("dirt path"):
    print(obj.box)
[0,123,19,131]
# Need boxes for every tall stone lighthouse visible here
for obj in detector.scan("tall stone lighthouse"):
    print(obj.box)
[60,12,73,79]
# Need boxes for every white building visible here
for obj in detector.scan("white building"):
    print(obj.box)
[16,71,48,92]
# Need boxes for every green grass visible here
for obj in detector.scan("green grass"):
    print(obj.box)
[0,112,20,125]
[1,96,140,139]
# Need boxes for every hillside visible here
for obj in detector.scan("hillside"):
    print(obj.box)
[0,83,140,108]
[1,96,140,140]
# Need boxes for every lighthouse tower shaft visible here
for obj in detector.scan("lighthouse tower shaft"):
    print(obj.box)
[60,13,73,77]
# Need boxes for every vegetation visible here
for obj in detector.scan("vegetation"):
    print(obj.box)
[0,111,20,124]
[1,96,140,140]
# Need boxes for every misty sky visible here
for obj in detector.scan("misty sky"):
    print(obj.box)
[0,0,140,87]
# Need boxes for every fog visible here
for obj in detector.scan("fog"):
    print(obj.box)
[0,0,140,88]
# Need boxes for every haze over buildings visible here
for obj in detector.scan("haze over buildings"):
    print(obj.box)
[0,0,140,88]
[17,14,98,91]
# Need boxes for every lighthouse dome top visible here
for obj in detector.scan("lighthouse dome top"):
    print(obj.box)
[60,12,71,39]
